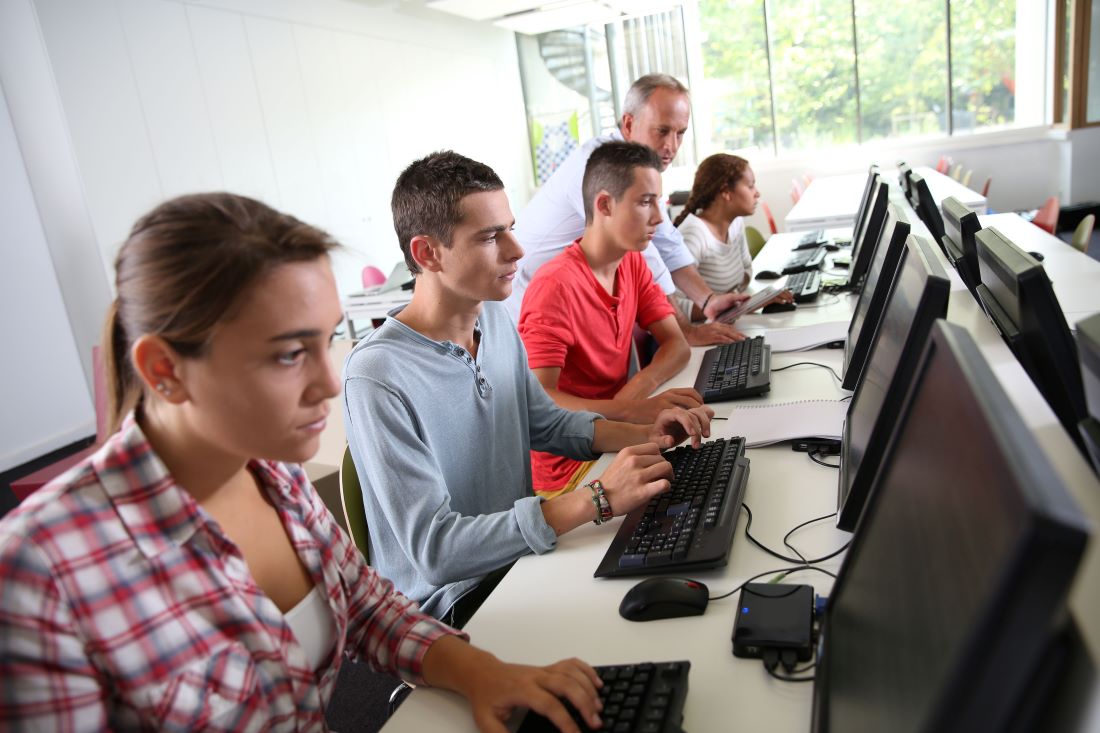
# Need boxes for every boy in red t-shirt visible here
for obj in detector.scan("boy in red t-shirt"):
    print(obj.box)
[519,142,703,493]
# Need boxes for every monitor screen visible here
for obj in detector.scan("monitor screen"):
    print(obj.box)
[814,321,1090,733]
[837,235,950,531]
[1076,312,1100,473]
[940,196,981,293]
[842,204,910,390]
[909,172,945,244]
[975,227,1088,454]
[847,180,890,288]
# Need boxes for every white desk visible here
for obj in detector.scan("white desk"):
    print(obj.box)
[381,218,1100,731]
[785,166,987,233]
[341,288,411,339]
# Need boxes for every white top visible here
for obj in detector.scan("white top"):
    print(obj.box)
[505,129,697,322]
[673,213,752,317]
[284,585,337,672]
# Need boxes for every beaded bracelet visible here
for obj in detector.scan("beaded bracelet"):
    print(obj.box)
[586,480,613,525]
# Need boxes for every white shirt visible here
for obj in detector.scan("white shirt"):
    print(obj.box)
[505,130,697,322]
[673,213,753,317]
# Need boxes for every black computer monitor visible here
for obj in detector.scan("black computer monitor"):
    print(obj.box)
[1076,312,1100,473]
[849,164,879,244]
[975,227,1089,454]
[846,179,890,289]
[941,196,982,294]
[841,204,910,390]
[813,321,1090,733]
[908,172,945,245]
[836,235,950,531]
[897,161,913,199]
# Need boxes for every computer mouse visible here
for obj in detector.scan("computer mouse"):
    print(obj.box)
[762,301,797,314]
[756,270,781,280]
[1028,250,1045,262]
[619,577,709,622]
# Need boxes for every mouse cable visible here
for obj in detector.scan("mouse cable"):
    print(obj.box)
[770,361,841,382]
[808,449,840,469]
[743,505,849,566]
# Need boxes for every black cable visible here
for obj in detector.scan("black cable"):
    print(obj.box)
[707,564,838,602]
[783,512,839,562]
[763,663,816,683]
[742,504,850,567]
[771,361,841,382]
[807,450,840,468]
[796,293,842,309]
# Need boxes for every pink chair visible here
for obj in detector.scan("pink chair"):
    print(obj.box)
[361,266,386,288]
[935,156,952,174]
[981,177,992,198]
[1032,196,1060,236]
[790,178,804,204]
[12,346,108,502]
[761,202,778,235]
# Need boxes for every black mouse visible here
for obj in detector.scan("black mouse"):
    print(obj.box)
[1028,250,1045,262]
[756,270,781,280]
[762,301,796,314]
[619,577,709,621]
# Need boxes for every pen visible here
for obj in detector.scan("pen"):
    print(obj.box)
[712,416,729,420]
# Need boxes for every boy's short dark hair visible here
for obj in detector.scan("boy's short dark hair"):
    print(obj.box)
[391,151,504,274]
[581,142,662,224]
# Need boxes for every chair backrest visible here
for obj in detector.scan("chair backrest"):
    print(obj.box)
[746,225,766,259]
[961,169,973,188]
[1072,214,1095,253]
[340,444,371,561]
[936,155,951,174]
[1033,196,1060,235]
[981,176,992,198]
[950,163,963,181]
[361,266,387,288]
[761,202,778,234]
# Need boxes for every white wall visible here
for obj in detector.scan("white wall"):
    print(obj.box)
[0,0,532,470]
[0,84,95,472]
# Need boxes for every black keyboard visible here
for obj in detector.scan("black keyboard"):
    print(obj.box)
[594,437,750,578]
[517,661,690,733]
[794,229,825,249]
[692,337,771,403]
[782,246,826,274]
[785,270,821,303]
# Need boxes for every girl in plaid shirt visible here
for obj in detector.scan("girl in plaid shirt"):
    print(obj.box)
[0,193,603,732]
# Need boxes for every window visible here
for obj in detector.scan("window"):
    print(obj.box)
[697,0,1045,156]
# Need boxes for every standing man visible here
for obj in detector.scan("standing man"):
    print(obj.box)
[506,74,750,344]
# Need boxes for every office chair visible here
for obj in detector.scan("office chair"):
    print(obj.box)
[962,169,973,188]
[746,225,766,259]
[1032,196,1060,236]
[950,163,964,181]
[981,176,992,198]
[340,444,370,561]
[936,155,952,174]
[339,444,416,714]
[761,202,778,235]
[361,266,386,289]
[790,178,804,204]
[1072,214,1095,253]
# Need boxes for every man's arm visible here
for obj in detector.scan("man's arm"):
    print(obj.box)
[615,314,690,401]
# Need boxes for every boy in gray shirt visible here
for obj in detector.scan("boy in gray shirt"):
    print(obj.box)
[343,151,712,625]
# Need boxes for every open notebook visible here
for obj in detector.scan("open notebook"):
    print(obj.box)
[724,399,846,447]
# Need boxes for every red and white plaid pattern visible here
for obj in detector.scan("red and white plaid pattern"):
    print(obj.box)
[0,414,461,731]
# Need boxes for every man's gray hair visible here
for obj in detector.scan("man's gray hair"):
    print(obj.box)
[622,74,690,118]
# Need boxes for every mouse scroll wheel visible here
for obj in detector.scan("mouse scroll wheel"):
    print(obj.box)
[685,581,701,589]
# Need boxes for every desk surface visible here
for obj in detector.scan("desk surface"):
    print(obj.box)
[382,204,1100,732]
[785,166,986,232]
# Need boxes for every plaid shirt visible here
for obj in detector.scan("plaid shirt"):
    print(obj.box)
[0,415,462,732]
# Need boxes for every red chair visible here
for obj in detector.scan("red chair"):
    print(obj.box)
[790,178,805,204]
[935,156,952,174]
[361,266,386,288]
[761,202,778,235]
[1032,196,1060,235]
[11,347,108,502]
[981,177,992,198]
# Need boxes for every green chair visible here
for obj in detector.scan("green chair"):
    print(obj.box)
[746,225,767,259]
[1071,214,1095,254]
[339,444,370,562]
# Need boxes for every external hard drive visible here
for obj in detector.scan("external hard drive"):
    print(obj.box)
[731,583,814,661]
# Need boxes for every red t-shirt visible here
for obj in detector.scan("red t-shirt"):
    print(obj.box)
[519,242,674,491]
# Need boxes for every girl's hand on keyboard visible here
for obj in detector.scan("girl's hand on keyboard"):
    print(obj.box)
[649,405,714,449]
[598,443,674,515]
